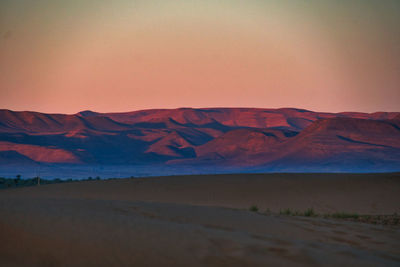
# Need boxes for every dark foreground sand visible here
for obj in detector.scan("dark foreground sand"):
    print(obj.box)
[0,173,399,266]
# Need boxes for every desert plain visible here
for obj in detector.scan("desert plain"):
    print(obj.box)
[0,172,399,266]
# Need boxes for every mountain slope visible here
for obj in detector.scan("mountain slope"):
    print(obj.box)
[145,131,196,158]
[194,128,297,159]
[255,117,400,171]
[0,108,399,172]
[0,109,132,133]
[172,117,400,171]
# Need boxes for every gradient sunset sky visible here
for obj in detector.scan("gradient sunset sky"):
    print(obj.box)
[1,0,399,113]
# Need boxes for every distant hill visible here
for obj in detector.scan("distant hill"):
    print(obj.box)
[0,108,399,172]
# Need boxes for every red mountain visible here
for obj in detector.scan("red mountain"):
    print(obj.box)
[252,117,400,170]
[100,108,398,130]
[0,109,131,134]
[194,128,295,159]
[0,108,399,173]
[145,131,196,158]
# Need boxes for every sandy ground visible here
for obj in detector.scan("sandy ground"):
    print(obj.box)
[0,173,399,266]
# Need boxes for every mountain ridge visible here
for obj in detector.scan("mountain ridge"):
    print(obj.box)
[0,108,399,173]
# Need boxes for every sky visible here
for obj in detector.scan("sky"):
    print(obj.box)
[0,0,399,114]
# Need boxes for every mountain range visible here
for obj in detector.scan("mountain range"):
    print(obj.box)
[0,108,399,174]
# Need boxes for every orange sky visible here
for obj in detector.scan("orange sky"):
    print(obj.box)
[0,0,399,113]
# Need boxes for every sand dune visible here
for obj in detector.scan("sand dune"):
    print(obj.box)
[1,173,399,266]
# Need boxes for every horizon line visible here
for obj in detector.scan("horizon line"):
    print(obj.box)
[1,106,399,116]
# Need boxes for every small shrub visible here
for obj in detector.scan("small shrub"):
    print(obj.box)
[249,205,259,212]
[280,208,293,215]
[304,208,316,217]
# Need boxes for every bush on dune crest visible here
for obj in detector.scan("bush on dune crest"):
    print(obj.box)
[249,206,399,225]
[277,208,316,217]
[249,205,259,212]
